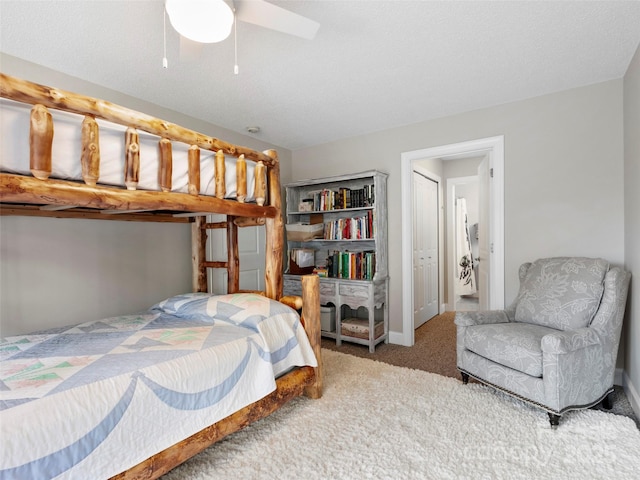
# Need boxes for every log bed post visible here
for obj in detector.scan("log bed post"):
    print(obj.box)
[81,116,100,186]
[262,150,284,300]
[124,128,140,191]
[187,145,200,195]
[227,215,239,293]
[301,274,323,398]
[236,154,247,203]
[192,215,208,292]
[158,138,173,193]
[29,104,53,180]
[215,150,226,199]
[254,161,267,207]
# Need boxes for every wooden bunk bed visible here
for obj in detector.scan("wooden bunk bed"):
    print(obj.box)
[0,73,323,479]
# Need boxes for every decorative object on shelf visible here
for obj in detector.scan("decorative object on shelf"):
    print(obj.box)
[289,248,315,275]
[285,222,324,241]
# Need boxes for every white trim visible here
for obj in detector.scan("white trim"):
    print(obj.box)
[400,155,414,346]
[615,367,624,386]
[400,136,504,347]
[623,370,640,420]
[388,331,405,345]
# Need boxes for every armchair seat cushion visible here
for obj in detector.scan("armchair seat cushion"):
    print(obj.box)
[463,323,561,377]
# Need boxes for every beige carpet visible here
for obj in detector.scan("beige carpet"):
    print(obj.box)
[321,311,458,378]
[322,312,639,427]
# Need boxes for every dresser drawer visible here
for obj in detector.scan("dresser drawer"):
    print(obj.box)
[319,281,336,297]
[338,282,370,298]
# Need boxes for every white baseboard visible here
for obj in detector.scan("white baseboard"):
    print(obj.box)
[615,368,624,386]
[623,370,640,420]
[388,331,406,346]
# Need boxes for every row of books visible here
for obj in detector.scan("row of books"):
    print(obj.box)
[325,251,376,280]
[306,185,375,211]
[324,211,375,240]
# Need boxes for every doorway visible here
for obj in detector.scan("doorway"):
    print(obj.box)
[400,136,504,347]
[448,175,480,312]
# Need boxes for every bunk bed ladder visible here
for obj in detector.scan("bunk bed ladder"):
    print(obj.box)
[192,215,262,295]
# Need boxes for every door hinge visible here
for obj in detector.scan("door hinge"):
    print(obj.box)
[491,243,494,253]
[490,168,494,178]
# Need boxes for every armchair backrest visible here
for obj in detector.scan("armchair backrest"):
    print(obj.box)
[512,257,609,331]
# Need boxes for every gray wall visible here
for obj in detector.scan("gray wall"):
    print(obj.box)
[1,217,191,335]
[624,43,640,414]
[0,54,293,336]
[292,79,625,338]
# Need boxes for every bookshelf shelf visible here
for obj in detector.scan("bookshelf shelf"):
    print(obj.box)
[284,170,388,353]
[305,239,375,242]
[288,206,375,215]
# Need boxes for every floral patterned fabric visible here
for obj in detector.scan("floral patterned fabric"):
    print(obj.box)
[464,323,561,378]
[514,257,608,330]
[455,258,630,416]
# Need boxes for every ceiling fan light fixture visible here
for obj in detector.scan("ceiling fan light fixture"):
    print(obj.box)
[165,0,234,43]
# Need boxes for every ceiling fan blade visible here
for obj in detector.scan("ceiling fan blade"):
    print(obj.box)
[234,0,319,40]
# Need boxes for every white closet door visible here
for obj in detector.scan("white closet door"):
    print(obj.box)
[413,171,439,328]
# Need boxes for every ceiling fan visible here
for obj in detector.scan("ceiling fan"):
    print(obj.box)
[165,0,320,44]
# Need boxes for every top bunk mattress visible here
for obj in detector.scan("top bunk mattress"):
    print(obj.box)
[0,98,259,201]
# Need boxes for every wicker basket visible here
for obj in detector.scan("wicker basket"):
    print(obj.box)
[341,318,384,340]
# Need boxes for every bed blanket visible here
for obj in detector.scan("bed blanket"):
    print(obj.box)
[0,293,317,479]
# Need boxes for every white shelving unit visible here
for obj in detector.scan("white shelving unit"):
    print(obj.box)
[283,170,388,353]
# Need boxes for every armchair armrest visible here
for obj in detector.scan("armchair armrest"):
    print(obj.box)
[454,310,510,327]
[541,328,601,354]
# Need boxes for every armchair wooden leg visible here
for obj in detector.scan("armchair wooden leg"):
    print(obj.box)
[460,372,469,384]
[548,413,561,428]
[602,391,614,410]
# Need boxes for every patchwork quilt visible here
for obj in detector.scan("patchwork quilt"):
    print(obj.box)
[0,293,317,480]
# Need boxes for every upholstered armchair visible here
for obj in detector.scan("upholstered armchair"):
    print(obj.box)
[455,257,630,427]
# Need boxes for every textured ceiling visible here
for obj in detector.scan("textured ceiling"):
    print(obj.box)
[1,1,640,150]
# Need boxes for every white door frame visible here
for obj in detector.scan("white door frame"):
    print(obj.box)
[400,136,504,347]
